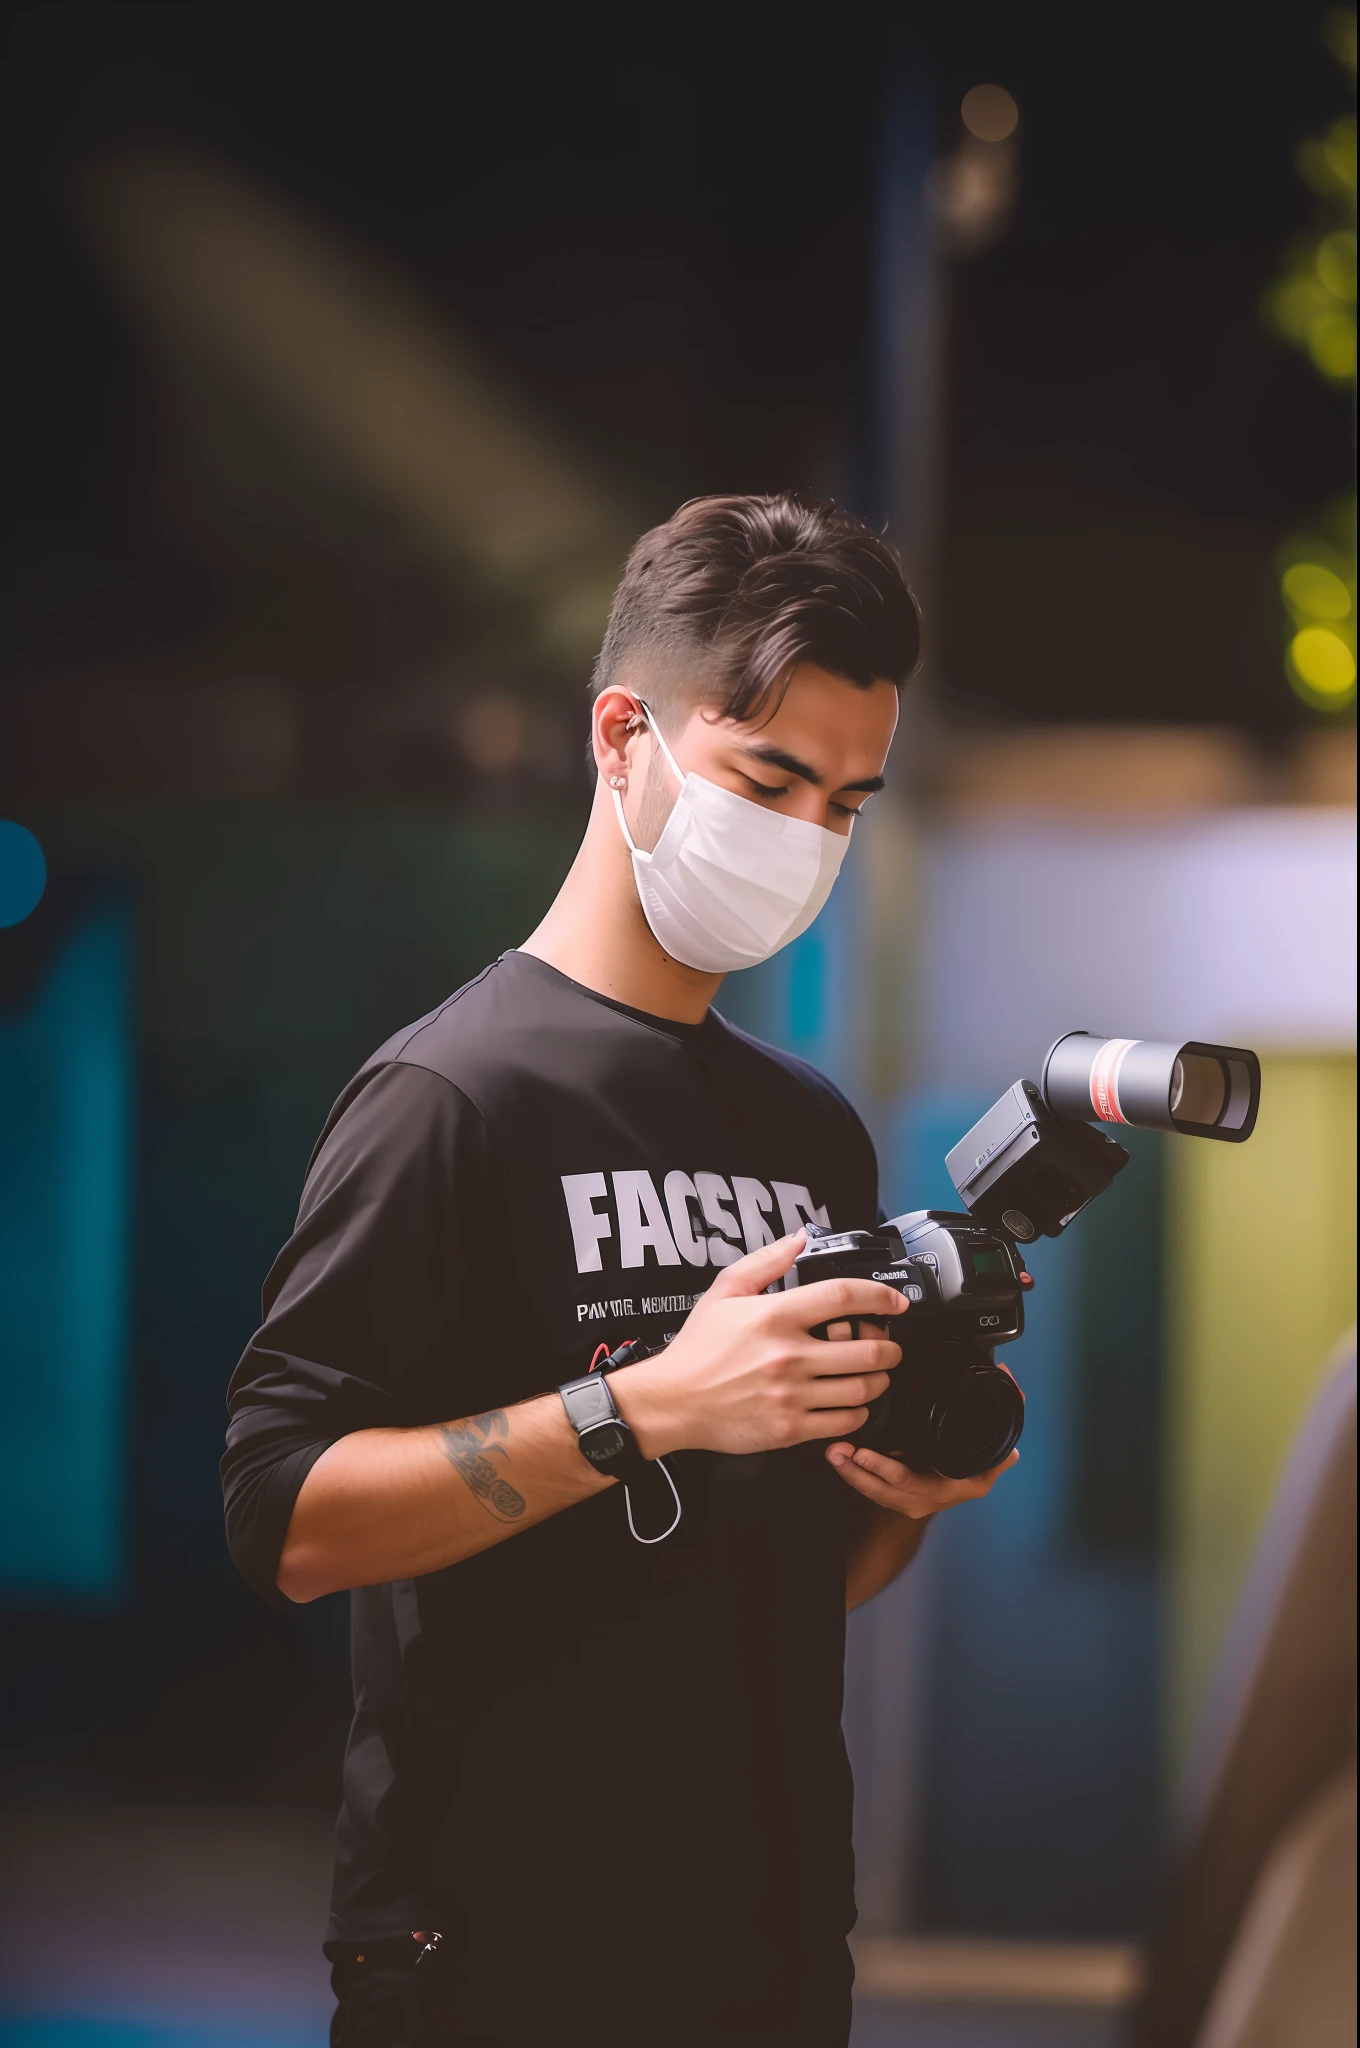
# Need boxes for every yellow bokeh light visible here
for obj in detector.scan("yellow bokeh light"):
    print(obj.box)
[1269,21,1356,717]
[961,83,1019,143]
[1298,117,1358,199]
[1290,625,1357,695]
[1283,561,1353,620]
[1323,115,1357,194]
[1308,308,1358,378]
[1267,273,1327,339]
[1316,229,1358,301]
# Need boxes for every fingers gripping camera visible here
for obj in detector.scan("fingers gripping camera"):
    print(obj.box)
[790,1214,1029,1479]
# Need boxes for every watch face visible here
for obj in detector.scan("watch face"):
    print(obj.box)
[585,1423,627,1466]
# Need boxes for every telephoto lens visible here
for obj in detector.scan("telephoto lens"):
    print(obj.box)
[1042,1032,1261,1141]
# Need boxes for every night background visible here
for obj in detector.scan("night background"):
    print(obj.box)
[2,6,1353,755]
[0,7,1354,2046]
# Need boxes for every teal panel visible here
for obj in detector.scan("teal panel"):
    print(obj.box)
[714,870,864,1098]
[787,924,826,1047]
[0,900,134,1599]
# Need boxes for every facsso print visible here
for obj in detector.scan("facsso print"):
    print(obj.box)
[560,1170,830,1274]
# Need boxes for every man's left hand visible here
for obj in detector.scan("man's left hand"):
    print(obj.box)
[818,1313,1019,1517]
[825,1437,1019,1516]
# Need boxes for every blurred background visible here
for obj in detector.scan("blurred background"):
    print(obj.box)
[0,5,1355,2046]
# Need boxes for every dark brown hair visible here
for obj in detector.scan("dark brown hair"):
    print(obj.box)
[592,490,921,728]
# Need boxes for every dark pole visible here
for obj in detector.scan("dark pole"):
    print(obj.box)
[842,58,942,1941]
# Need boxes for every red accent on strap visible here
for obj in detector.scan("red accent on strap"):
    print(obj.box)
[588,1343,610,1373]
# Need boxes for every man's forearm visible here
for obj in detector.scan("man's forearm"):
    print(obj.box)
[276,1393,612,1601]
[845,1501,929,1610]
[275,1241,913,1603]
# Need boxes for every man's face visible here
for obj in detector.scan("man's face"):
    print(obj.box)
[632,663,900,851]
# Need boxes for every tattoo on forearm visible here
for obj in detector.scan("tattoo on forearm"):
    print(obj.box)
[439,1409,526,1522]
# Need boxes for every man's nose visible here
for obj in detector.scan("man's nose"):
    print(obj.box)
[783,787,838,829]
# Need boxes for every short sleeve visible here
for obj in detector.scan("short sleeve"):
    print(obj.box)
[221,1061,497,1603]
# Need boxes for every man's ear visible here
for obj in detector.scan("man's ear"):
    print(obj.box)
[591,686,644,783]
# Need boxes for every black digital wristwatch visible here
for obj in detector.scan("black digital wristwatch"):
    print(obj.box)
[557,1372,647,1477]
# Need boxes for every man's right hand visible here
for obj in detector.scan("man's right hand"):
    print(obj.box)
[610,1231,908,1459]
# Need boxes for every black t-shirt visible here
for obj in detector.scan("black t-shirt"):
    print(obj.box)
[223,950,879,2048]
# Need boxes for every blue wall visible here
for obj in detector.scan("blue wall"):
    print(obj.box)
[720,872,864,1091]
[882,1100,1162,1935]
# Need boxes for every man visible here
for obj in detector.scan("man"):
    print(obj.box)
[223,491,1016,2048]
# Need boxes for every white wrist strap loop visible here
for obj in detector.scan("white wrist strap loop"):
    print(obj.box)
[624,1457,682,1544]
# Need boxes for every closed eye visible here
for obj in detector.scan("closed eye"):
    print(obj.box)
[742,775,789,800]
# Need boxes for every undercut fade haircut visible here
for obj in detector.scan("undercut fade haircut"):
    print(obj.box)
[591,490,922,730]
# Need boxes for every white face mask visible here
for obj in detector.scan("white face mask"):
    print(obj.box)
[611,704,851,974]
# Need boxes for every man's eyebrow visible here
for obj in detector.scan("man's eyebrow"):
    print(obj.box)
[736,742,885,795]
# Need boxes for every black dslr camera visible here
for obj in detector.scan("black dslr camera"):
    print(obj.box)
[790,1031,1260,1479]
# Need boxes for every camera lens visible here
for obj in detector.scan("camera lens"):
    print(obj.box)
[915,1360,1024,1479]
[872,1350,1026,1477]
[1169,1053,1227,1126]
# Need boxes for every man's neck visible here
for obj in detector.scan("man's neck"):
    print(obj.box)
[520,786,723,1025]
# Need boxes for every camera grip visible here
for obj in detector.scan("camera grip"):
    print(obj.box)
[807,1312,902,1455]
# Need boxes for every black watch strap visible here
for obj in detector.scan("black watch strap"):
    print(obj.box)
[558,1373,646,1476]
